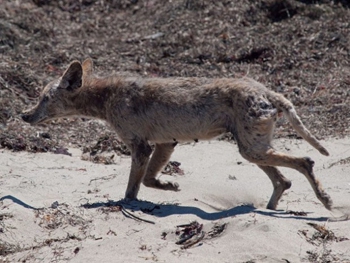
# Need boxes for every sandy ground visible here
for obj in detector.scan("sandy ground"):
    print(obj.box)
[1,138,350,263]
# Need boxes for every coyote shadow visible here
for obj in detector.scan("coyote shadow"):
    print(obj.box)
[0,195,335,222]
[82,199,255,220]
[0,195,42,210]
[81,199,332,222]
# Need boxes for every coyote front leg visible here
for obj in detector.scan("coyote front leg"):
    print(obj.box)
[124,140,152,199]
[143,142,180,191]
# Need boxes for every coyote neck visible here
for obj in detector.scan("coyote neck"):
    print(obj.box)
[73,78,113,120]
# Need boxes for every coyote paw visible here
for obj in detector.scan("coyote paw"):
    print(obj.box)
[320,191,333,210]
[124,192,138,200]
[165,181,180,191]
[155,180,180,191]
[143,178,180,191]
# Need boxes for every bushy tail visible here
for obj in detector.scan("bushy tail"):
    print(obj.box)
[268,91,329,156]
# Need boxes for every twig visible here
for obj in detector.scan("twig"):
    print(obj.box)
[88,174,117,186]
[181,231,205,249]
[119,204,155,224]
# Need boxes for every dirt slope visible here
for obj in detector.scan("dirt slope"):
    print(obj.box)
[1,0,349,154]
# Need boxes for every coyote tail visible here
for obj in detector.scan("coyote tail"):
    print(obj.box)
[268,91,329,156]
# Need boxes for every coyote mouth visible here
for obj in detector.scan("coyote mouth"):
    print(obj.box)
[32,117,50,125]
[31,119,46,125]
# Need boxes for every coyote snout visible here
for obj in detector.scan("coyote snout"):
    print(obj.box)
[22,58,332,211]
[21,100,51,125]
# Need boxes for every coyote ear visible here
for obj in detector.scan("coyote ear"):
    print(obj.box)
[82,58,93,76]
[60,61,83,91]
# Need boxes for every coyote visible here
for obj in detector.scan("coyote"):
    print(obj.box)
[22,58,332,210]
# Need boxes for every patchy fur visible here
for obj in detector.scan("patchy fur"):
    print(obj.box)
[22,59,332,210]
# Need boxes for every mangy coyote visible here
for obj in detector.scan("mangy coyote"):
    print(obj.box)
[22,58,332,210]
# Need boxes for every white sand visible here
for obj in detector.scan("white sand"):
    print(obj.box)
[1,138,350,262]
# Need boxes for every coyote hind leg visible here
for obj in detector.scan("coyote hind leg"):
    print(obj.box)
[242,149,332,210]
[257,165,291,210]
[143,142,180,191]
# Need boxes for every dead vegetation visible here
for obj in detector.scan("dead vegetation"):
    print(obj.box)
[0,204,91,260]
[0,241,19,257]
[0,233,85,261]
[299,222,348,246]
[299,222,349,262]
[173,221,227,249]
[0,0,349,158]
[161,161,185,176]
[328,156,350,168]
[306,222,348,243]
[35,203,91,230]
[0,213,16,257]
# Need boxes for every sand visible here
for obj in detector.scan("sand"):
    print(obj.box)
[1,138,350,262]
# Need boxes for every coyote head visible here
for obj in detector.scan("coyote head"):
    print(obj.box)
[21,59,93,125]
